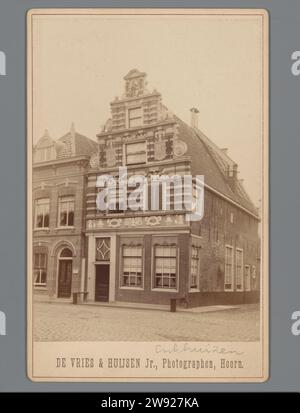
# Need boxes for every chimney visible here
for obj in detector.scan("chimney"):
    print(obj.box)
[190,107,199,129]
[227,163,239,192]
[232,163,238,180]
[221,148,228,155]
[43,129,50,139]
[70,122,76,139]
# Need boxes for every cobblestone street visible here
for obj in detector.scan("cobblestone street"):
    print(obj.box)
[33,302,260,342]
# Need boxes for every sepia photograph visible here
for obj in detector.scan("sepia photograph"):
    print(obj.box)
[27,8,268,381]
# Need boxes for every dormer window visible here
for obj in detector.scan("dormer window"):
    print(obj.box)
[35,147,53,162]
[125,141,146,165]
[34,129,56,163]
[128,107,142,128]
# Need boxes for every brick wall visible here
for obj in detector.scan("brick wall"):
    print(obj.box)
[115,233,190,305]
[33,159,88,298]
[191,189,260,293]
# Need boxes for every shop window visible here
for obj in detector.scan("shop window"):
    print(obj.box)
[154,245,177,289]
[121,245,143,288]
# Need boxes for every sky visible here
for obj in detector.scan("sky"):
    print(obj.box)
[32,12,264,205]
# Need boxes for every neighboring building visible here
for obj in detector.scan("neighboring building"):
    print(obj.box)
[83,69,261,307]
[32,124,97,299]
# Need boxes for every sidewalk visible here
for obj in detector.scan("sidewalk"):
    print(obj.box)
[79,301,239,314]
[34,294,239,314]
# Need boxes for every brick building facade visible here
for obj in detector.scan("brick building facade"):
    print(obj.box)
[32,124,97,299]
[32,70,260,307]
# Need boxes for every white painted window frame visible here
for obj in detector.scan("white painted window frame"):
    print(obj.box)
[235,247,244,291]
[151,244,179,292]
[119,244,144,290]
[224,244,234,291]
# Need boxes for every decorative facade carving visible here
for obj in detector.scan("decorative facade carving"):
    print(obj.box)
[106,142,117,167]
[173,139,188,157]
[89,151,100,169]
[87,214,187,230]
[124,69,147,98]
[154,139,166,161]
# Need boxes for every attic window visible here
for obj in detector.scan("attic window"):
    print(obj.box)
[128,107,142,128]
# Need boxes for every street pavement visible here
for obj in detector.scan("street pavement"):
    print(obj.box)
[33,302,260,342]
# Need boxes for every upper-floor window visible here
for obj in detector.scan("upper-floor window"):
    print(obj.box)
[58,196,75,227]
[125,141,146,165]
[35,198,50,228]
[128,107,142,128]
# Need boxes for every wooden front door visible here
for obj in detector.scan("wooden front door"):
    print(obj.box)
[58,260,72,298]
[95,264,110,302]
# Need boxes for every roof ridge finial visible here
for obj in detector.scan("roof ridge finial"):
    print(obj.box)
[43,128,50,138]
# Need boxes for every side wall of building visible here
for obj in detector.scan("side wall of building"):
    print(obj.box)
[188,188,260,306]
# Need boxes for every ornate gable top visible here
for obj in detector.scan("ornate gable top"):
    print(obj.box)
[36,129,54,148]
[123,69,146,80]
[124,69,147,98]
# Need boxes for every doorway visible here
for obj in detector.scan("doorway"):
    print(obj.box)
[57,248,73,298]
[95,264,110,302]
